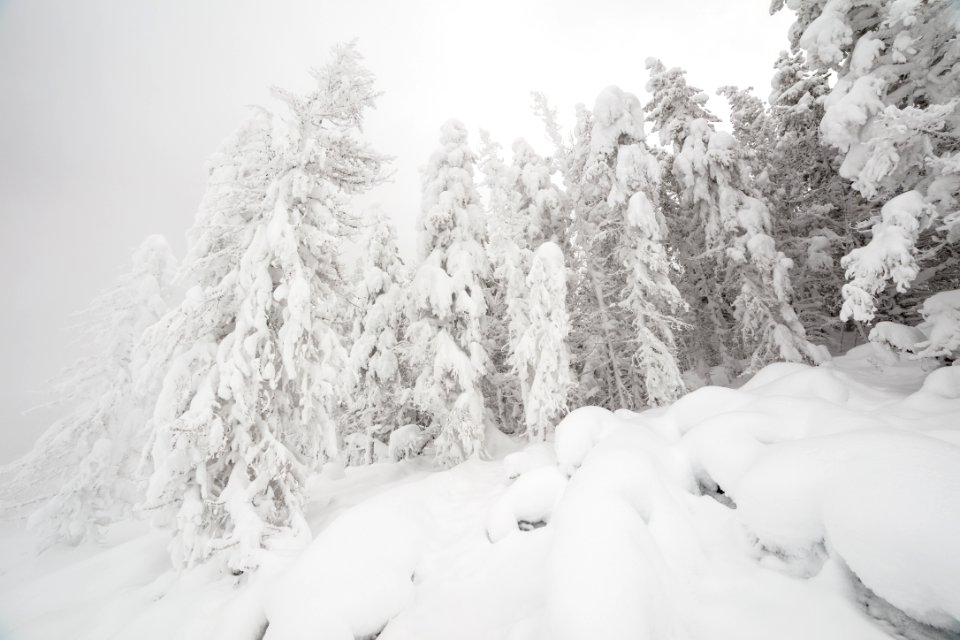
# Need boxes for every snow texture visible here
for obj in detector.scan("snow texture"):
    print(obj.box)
[2,348,959,639]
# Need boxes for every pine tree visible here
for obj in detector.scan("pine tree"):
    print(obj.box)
[407,120,491,465]
[0,235,177,548]
[345,210,411,464]
[139,43,388,571]
[646,59,824,377]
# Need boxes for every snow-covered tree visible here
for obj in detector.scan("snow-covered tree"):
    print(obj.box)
[763,51,867,342]
[717,85,774,181]
[719,64,869,347]
[0,235,177,548]
[510,138,567,247]
[139,43,389,572]
[407,120,491,465]
[773,0,960,326]
[476,130,524,435]
[561,86,687,408]
[478,131,572,433]
[511,242,573,441]
[646,59,825,376]
[345,209,411,464]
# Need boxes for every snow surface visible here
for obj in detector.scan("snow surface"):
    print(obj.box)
[2,345,959,639]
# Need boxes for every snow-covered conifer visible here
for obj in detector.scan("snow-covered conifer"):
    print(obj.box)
[139,43,388,571]
[562,86,686,408]
[646,59,824,375]
[345,210,410,464]
[477,130,525,435]
[510,138,566,247]
[484,135,572,431]
[407,120,491,465]
[511,242,573,441]
[716,85,774,181]
[763,51,868,342]
[774,0,960,326]
[0,235,177,548]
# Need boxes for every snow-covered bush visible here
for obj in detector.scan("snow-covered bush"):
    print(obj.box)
[388,424,427,461]
[486,466,567,542]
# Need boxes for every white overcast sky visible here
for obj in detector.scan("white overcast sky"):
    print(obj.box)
[0,0,794,461]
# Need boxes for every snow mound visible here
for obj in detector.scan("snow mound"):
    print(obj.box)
[264,483,428,639]
[552,406,621,474]
[738,428,960,627]
[485,466,567,542]
[918,365,960,399]
[5,354,959,640]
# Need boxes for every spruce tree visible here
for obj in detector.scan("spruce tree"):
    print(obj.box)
[477,130,524,435]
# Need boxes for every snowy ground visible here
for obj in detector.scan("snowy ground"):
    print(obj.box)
[1,343,959,640]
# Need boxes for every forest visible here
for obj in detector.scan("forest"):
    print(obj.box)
[0,2,958,638]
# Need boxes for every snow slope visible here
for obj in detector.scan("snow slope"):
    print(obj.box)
[1,343,958,640]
